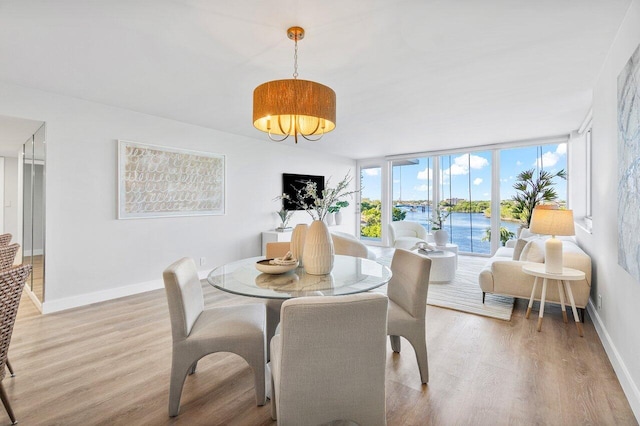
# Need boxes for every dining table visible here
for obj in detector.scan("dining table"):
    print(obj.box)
[207,254,392,358]
[207,254,391,299]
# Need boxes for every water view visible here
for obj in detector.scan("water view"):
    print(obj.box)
[396,205,521,254]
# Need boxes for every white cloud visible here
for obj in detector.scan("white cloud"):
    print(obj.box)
[446,154,489,176]
[393,179,400,184]
[516,160,522,166]
[533,143,568,168]
[473,178,483,185]
[417,167,433,180]
[364,168,379,176]
[501,178,509,183]
[556,143,567,155]
[483,192,490,197]
[534,151,560,168]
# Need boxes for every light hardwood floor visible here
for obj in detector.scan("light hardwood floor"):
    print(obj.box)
[5,269,638,425]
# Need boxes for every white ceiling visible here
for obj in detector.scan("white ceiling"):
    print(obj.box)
[0,0,631,159]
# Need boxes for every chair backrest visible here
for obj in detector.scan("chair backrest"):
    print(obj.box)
[163,258,205,341]
[388,249,431,318]
[266,242,291,259]
[0,233,11,247]
[331,233,374,259]
[0,264,32,381]
[0,244,20,270]
[274,293,388,425]
[388,221,428,244]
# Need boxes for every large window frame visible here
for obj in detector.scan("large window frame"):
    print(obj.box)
[357,134,570,254]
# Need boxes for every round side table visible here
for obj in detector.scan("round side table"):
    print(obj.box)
[425,251,456,283]
[522,264,585,337]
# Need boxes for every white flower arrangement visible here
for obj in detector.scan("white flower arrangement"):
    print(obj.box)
[277,171,358,221]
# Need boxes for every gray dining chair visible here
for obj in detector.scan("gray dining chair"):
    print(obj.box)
[387,248,432,384]
[162,257,267,417]
[270,293,388,426]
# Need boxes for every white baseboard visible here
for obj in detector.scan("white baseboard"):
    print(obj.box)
[588,299,640,421]
[41,270,211,314]
[23,285,43,313]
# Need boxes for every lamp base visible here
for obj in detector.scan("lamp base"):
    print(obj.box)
[544,237,563,274]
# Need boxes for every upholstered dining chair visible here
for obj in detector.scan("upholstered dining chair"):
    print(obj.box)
[387,248,432,384]
[0,245,19,271]
[270,293,389,426]
[266,242,291,259]
[162,258,267,417]
[0,264,33,425]
[0,234,11,247]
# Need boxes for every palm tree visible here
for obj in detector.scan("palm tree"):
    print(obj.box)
[511,168,567,228]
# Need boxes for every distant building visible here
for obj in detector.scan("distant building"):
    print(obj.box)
[445,198,465,206]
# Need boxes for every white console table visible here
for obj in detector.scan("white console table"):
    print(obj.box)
[261,230,292,256]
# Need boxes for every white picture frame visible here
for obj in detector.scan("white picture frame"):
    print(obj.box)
[117,140,225,219]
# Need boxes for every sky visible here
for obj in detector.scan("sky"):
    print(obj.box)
[361,143,567,202]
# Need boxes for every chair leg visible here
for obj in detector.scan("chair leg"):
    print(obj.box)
[270,369,277,420]
[265,300,283,362]
[250,357,266,406]
[168,356,193,417]
[390,335,401,353]
[0,382,17,425]
[482,292,486,304]
[406,331,429,384]
[5,359,14,377]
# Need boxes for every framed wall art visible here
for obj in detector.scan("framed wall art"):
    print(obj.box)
[118,140,225,219]
[617,42,640,281]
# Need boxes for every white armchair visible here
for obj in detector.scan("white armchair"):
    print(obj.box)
[388,221,432,249]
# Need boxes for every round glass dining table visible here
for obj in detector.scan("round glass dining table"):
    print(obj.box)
[207,255,392,299]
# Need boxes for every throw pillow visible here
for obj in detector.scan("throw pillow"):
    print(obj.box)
[519,239,545,263]
[512,239,528,260]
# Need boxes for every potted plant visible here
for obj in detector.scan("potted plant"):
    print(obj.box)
[328,200,349,226]
[430,205,451,246]
[511,168,567,229]
[275,208,293,231]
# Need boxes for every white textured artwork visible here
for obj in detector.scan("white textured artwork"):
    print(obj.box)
[118,140,225,219]
[617,42,640,281]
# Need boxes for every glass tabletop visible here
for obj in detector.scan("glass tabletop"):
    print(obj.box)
[207,255,392,299]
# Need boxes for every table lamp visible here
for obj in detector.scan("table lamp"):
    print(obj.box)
[529,207,575,274]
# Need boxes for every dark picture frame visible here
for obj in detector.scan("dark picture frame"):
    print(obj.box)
[282,173,325,211]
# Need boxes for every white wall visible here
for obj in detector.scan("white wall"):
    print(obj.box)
[571,0,640,419]
[0,81,356,312]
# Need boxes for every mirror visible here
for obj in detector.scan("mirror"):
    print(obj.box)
[22,123,46,301]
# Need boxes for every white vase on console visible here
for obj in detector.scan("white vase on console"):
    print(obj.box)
[303,220,334,275]
[290,224,308,267]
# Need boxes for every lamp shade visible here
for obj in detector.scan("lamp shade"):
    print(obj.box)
[529,208,575,236]
[253,79,336,136]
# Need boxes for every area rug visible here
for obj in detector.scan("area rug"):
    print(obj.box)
[376,255,514,321]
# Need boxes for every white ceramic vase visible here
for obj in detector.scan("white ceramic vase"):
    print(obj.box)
[324,212,334,226]
[302,220,335,275]
[434,229,448,246]
[334,211,343,226]
[290,224,308,266]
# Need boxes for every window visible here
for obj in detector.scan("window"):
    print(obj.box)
[360,166,382,242]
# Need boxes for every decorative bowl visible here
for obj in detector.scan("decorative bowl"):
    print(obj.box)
[255,259,298,274]
[273,256,298,266]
